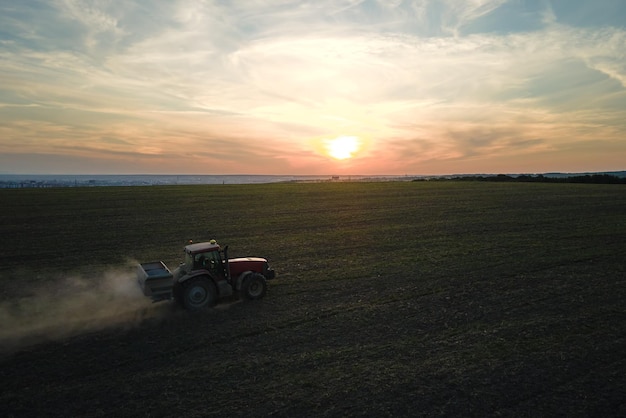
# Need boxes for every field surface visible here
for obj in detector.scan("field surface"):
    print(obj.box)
[1,181,625,417]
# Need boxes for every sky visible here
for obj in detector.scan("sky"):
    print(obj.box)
[1,0,625,175]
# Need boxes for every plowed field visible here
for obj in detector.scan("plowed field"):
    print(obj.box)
[1,182,625,416]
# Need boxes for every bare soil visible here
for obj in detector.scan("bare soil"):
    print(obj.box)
[1,182,625,417]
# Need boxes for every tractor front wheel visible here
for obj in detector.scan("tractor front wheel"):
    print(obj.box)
[241,273,267,300]
[182,277,217,310]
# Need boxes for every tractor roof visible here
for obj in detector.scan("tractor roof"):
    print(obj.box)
[185,241,220,254]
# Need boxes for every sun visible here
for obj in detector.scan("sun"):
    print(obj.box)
[325,135,360,160]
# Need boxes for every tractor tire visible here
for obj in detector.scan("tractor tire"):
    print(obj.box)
[182,277,217,310]
[241,273,267,300]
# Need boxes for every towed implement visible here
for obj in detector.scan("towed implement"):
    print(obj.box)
[137,240,275,310]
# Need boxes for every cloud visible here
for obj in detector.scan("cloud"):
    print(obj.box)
[440,0,509,36]
[0,0,624,174]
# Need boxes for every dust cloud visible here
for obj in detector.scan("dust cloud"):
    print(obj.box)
[0,264,171,354]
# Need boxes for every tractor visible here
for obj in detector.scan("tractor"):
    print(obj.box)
[137,240,275,310]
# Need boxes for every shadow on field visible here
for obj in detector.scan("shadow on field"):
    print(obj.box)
[0,264,173,354]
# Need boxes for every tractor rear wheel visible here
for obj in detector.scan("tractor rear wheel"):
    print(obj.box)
[182,277,217,310]
[241,273,267,300]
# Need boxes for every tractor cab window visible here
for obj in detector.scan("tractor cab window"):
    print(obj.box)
[194,250,221,271]
[184,251,194,270]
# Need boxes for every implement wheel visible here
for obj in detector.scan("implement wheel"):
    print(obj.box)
[182,277,217,310]
[241,273,267,300]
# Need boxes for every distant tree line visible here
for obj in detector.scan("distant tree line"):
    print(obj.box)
[421,174,626,184]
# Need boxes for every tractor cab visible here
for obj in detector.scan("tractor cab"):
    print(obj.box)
[181,240,229,279]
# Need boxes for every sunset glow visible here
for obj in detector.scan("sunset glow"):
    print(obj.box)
[325,136,360,160]
[0,1,625,175]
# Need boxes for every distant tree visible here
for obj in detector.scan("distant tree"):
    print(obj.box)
[420,173,625,184]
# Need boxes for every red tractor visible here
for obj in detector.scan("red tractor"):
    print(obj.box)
[137,240,275,310]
